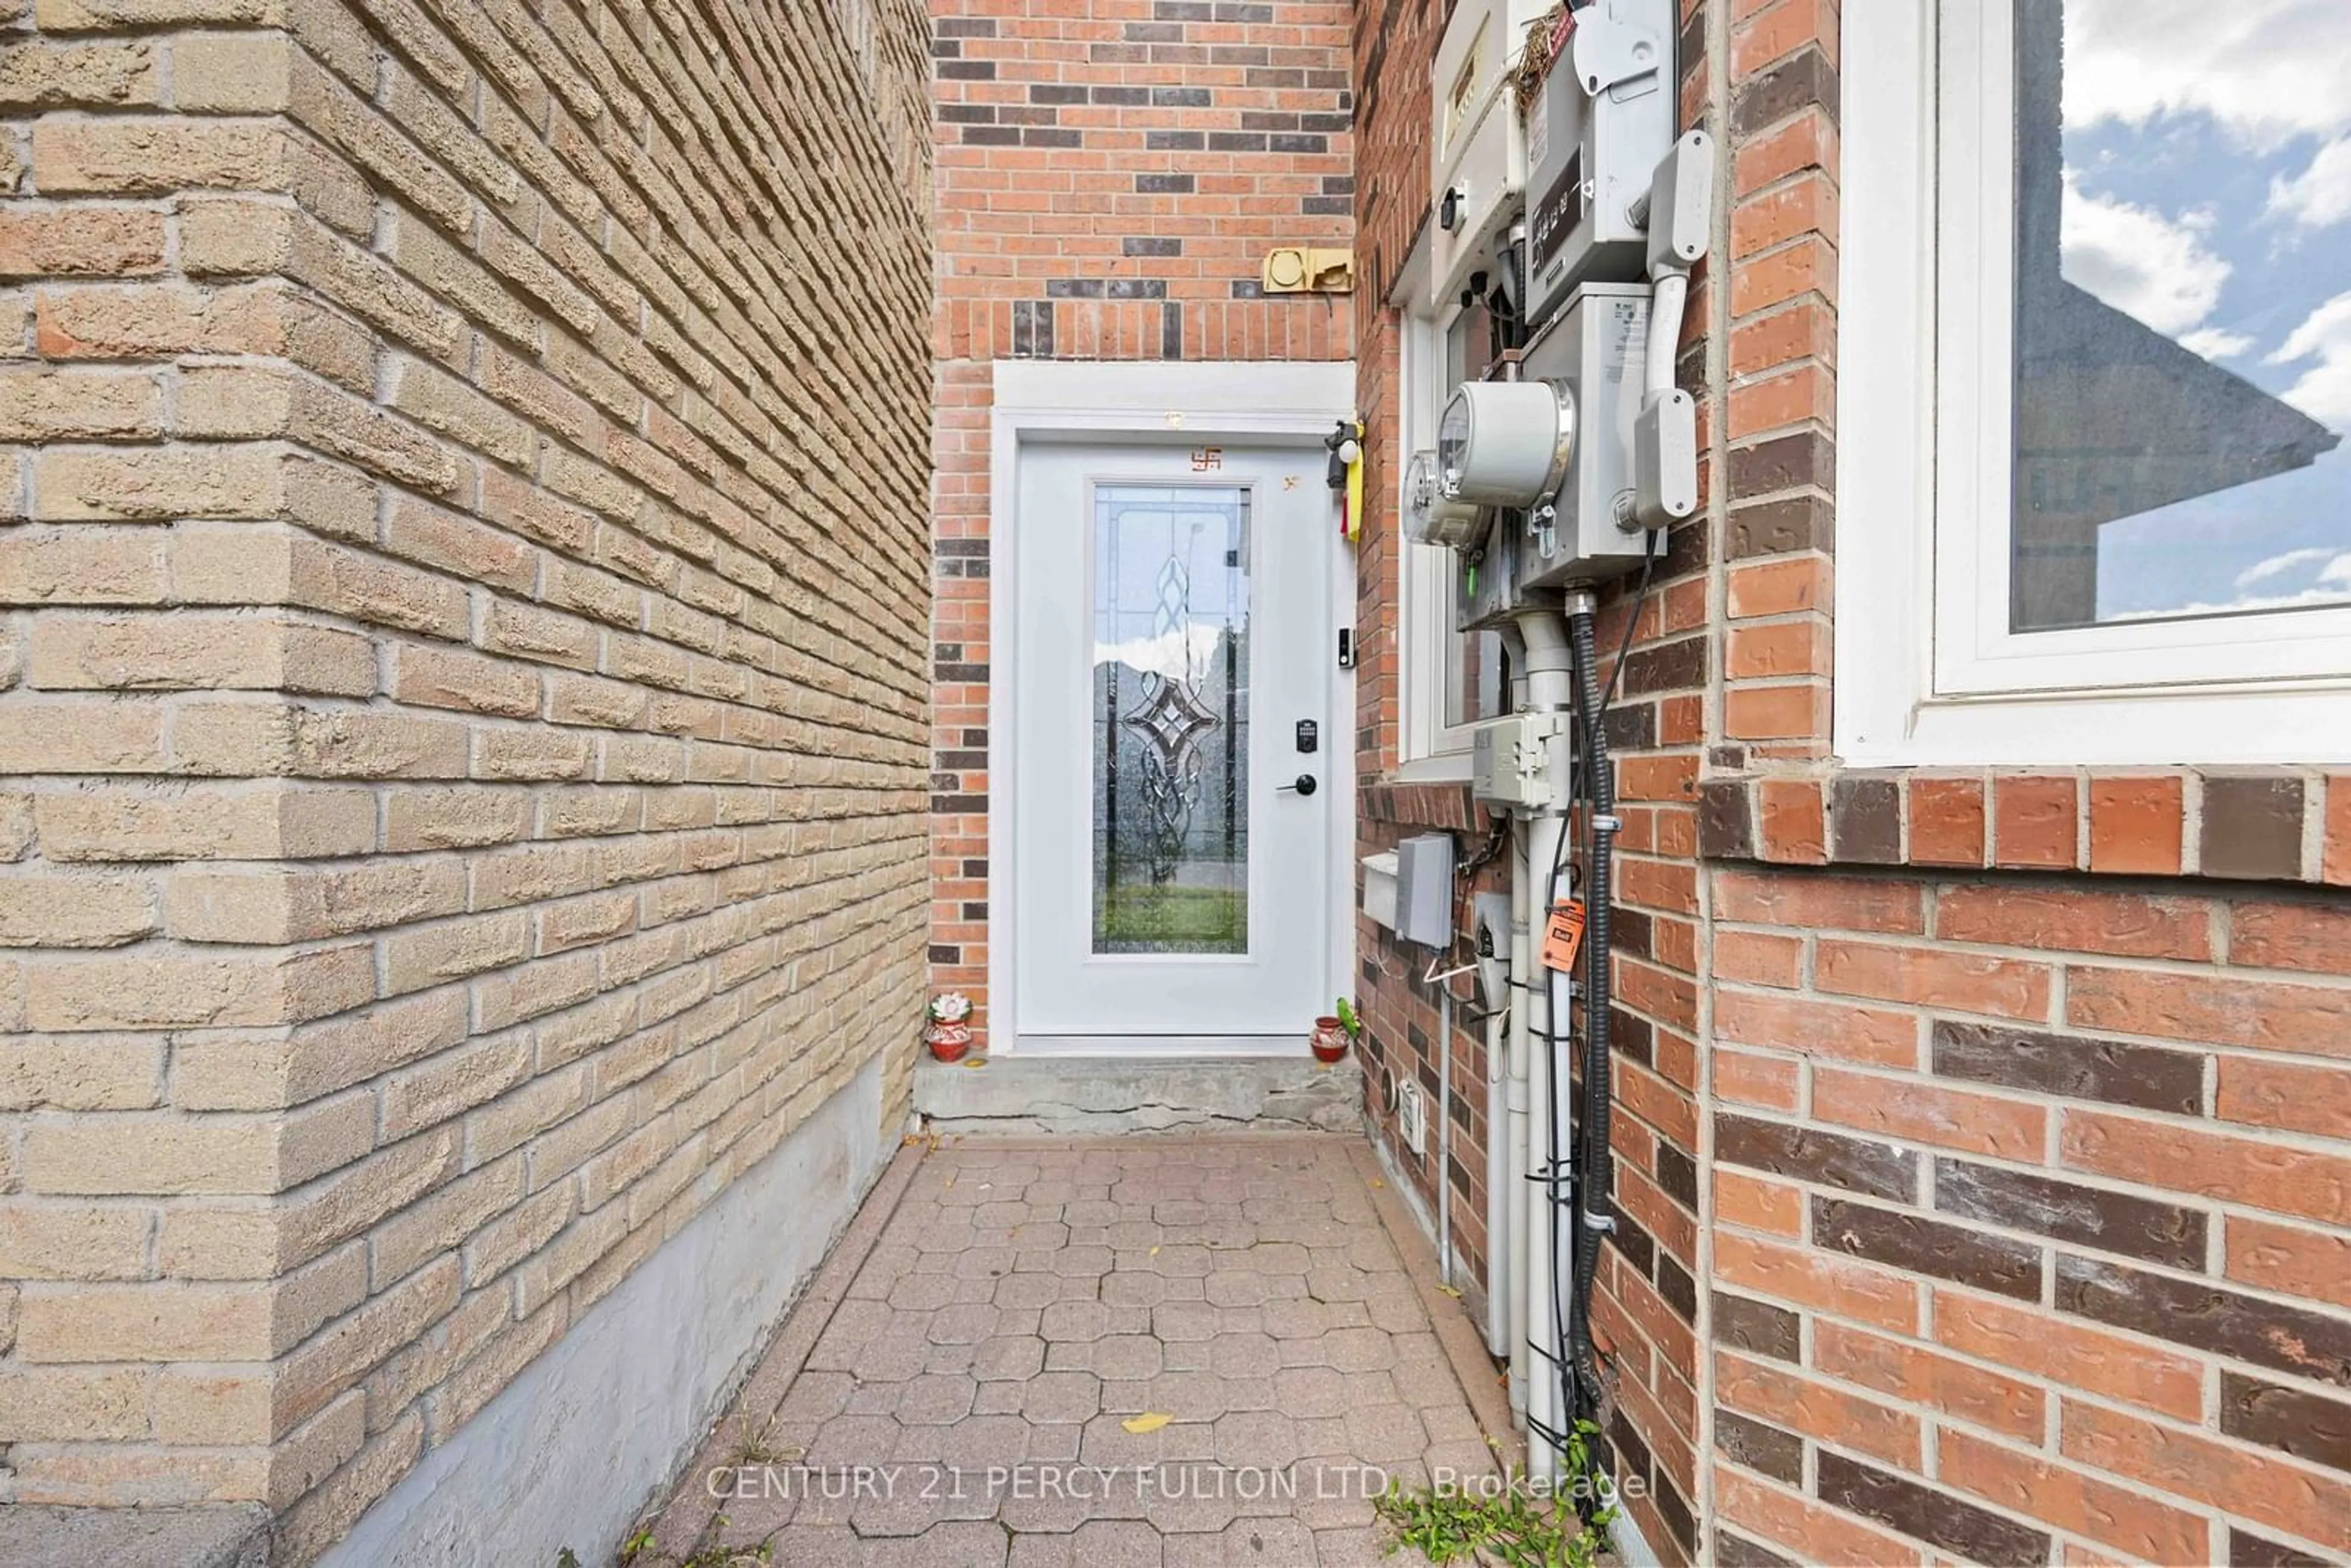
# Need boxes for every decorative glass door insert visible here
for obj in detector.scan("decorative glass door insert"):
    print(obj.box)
[1090,484,1251,955]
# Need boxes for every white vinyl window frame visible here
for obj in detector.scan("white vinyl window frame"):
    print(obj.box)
[1836,1,2351,767]
[1396,239,1510,776]
[1397,301,1482,775]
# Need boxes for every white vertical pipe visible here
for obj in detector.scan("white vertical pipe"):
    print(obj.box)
[1523,918,1556,1482]
[1438,985,1453,1287]
[1549,962,1578,1450]
[1483,1000,1509,1359]
[1646,271,1688,400]
[1515,608,1575,1484]
[1499,624,1532,1425]
[1505,817,1532,1425]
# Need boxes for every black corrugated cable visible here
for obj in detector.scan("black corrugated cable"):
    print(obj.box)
[1566,604,1616,1426]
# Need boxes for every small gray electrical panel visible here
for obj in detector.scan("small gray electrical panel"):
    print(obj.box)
[1393,833,1457,949]
[1524,0,1676,320]
[1455,283,1657,632]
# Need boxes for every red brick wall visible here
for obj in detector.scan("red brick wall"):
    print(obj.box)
[1351,1,2351,1565]
[927,0,1357,1045]
[1706,870,2351,1566]
[1703,4,2351,1567]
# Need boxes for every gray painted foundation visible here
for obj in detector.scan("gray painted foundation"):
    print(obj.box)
[321,1054,893,1568]
[0,1504,269,1568]
[913,1052,1364,1136]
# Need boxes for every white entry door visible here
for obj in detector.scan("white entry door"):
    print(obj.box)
[1012,441,1335,1049]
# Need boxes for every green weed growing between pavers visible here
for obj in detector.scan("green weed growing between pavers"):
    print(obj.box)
[581,1522,774,1567]
[1373,1421,1616,1567]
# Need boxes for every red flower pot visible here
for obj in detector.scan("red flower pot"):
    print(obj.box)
[1310,1016,1348,1063]
[928,1022,972,1063]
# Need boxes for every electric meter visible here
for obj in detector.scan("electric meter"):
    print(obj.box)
[1453,282,1656,632]
[1404,448,1490,550]
[1436,380,1575,508]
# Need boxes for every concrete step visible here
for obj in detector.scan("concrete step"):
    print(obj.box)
[913,1052,1364,1136]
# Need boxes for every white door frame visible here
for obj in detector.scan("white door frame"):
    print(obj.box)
[988,359,1359,1056]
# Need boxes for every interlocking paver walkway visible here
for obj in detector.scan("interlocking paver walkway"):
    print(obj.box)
[643,1134,1513,1566]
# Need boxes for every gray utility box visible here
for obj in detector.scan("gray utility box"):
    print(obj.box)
[1524,0,1676,322]
[1471,710,1570,813]
[1393,833,1457,950]
[1456,283,1657,632]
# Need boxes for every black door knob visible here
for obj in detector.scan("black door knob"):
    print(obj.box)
[1278,774,1318,797]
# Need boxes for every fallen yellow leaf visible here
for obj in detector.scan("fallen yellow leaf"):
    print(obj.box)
[1121,1413,1173,1435]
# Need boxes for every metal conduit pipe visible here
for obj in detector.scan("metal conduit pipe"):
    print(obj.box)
[1565,597,1617,1420]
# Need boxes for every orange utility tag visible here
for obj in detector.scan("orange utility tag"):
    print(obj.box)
[1540,899,1586,973]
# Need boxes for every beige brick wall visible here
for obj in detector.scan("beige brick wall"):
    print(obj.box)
[0,0,934,1555]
